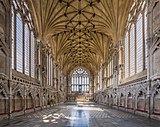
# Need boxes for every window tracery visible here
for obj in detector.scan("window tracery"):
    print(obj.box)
[71,68,90,93]
[11,1,35,78]
[124,2,147,78]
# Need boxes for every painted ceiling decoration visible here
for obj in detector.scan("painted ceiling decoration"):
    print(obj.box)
[24,0,143,75]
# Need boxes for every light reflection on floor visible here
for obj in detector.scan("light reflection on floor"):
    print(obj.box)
[69,108,90,127]
[1,102,160,127]
[42,102,91,126]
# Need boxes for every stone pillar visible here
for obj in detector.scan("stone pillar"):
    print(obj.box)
[55,64,58,103]
[99,66,102,90]
[125,94,128,110]
[36,41,43,85]
[58,66,60,92]
[0,3,11,74]
[134,95,137,114]
[8,80,12,119]
[53,64,56,103]
[39,42,43,85]
[118,40,125,84]
[147,0,160,118]
[23,84,26,114]
[0,1,13,119]
[112,46,119,89]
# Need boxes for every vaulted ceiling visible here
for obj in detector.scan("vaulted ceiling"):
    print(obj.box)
[25,0,143,75]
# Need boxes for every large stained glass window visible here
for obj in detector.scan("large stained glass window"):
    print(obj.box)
[71,68,90,93]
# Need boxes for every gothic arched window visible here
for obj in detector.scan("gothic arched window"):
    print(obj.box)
[71,68,90,93]
[11,1,35,78]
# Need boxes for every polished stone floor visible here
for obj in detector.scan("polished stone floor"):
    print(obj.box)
[1,102,160,127]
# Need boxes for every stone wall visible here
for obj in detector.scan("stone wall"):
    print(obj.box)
[94,0,160,120]
[0,0,67,121]
[95,77,160,120]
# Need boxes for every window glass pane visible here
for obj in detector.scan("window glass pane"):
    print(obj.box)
[144,9,148,69]
[125,32,129,78]
[82,85,84,92]
[79,77,81,84]
[88,77,89,84]
[12,8,14,69]
[16,13,23,73]
[130,25,135,76]
[51,58,53,86]
[76,77,78,84]
[49,55,50,85]
[77,85,78,91]
[25,23,30,76]
[82,77,84,84]
[136,14,143,73]
[72,85,73,91]
[31,32,35,78]
[71,68,89,92]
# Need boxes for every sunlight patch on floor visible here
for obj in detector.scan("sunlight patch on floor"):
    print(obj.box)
[74,106,104,111]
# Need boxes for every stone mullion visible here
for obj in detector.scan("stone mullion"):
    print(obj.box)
[119,43,123,81]
[34,36,36,79]
[49,54,51,86]
[128,31,130,77]
[118,48,121,82]
[48,53,50,86]
[47,51,49,86]
[51,56,52,86]
[14,11,17,70]
[35,42,39,79]
[22,19,25,74]
[56,66,59,91]
[121,43,125,80]
[29,31,31,77]
[142,11,146,70]
[53,63,56,90]
[37,41,42,83]
[53,61,54,88]
[46,51,48,85]
[134,23,137,74]
[51,57,53,87]
[49,54,52,86]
